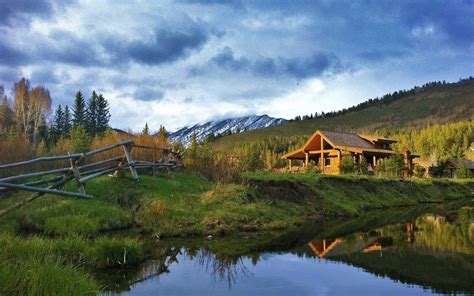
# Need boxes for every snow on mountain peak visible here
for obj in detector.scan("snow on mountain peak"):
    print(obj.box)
[168,114,287,146]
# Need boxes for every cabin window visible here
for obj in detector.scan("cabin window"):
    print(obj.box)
[325,158,331,166]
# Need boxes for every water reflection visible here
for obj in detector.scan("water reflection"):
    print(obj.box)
[100,203,473,295]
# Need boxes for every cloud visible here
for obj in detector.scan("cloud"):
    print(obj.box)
[117,27,211,65]
[0,42,29,66]
[30,67,61,85]
[0,0,53,26]
[133,87,164,102]
[199,46,342,79]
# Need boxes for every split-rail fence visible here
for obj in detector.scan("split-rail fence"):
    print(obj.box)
[0,140,183,217]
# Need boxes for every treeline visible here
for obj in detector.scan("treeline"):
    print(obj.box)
[181,120,473,181]
[378,121,473,162]
[290,76,474,122]
[0,78,115,168]
[0,78,179,168]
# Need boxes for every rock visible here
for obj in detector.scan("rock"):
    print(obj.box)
[207,235,213,240]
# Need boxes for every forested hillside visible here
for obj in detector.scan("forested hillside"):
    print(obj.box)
[212,78,474,151]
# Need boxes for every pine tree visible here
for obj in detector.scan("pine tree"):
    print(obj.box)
[96,94,110,135]
[72,91,86,128]
[70,126,91,153]
[51,105,64,142]
[0,97,14,136]
[142,123,150,136]
[86,91,98,135]
[63,105,72,136]
[157,125,169,147]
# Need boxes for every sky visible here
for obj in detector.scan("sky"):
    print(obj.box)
[0,0,473,132]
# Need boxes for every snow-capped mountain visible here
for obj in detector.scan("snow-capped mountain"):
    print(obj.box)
[169,115,287,146]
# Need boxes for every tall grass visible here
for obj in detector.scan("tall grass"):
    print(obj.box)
[0,233,144,295]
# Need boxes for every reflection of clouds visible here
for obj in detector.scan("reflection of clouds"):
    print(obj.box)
[190,249,253,288]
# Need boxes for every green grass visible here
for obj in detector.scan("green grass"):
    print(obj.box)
[132,173,307,236]
[0,233,144,295]
[245,172,474,216]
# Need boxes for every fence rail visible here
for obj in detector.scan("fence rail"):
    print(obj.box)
[0,141,183,217]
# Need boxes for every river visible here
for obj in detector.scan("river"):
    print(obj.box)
[99,201,474,295]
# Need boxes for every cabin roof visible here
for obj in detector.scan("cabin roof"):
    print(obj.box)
[282,130,397,159]
[318,130,375,150]
[359,134,398,144]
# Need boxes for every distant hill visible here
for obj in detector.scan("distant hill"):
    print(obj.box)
[212,78,474,151]
[168,114,287,146]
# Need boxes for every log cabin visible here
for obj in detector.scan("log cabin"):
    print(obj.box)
[282,130,407,175]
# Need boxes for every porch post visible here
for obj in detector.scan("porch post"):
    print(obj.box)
[305,152,309,168]
[320,137,324,172]
[288,159,292,171]
[373,156,377,167]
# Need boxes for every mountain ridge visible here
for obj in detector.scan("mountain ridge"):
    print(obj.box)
[168,114,287,146]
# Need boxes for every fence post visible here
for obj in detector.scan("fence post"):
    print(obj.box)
[153,143,157,178]
[69,153,86,193]
[122,143,139,181]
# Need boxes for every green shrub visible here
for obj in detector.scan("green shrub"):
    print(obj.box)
[456,160,472,178]
[340,154,356,174]
[377,155,404,177]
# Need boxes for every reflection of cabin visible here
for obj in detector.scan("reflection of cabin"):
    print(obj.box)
[362,237,393,253]
[307,239,342,258]
[282,130,405,175]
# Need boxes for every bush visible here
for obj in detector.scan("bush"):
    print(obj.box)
[340,154,356,174]
[377,155,404,177]
[414,165,426,178]
[456,160,472,178]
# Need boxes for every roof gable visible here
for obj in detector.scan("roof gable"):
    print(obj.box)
[319,130,374,150]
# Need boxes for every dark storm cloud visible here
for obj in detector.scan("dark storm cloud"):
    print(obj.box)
[282,52,341,79]
[104,25,212,66]
[200,46,341,79]
[37,30,103,66]
[0,0,53,26]
[0,21,213,70]
[0,42,30,66]
[30,67,61,85]
[0,67,23,88]
[210,46,250,71]
[133,87,164,101]
[399,1,474,46]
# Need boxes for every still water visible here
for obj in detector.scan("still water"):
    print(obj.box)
[102,203,474,295]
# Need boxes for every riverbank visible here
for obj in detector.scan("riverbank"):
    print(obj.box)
[0,172,473,294]
[246,172,474,216]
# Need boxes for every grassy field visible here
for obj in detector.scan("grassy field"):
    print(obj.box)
[1,171,473,294]
[212,79,474,151]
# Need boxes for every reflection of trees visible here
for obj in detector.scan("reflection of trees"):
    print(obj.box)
[193,249,253,288]
[414,214,473,254]
[311,207,474,294]
[97,246,182,294]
